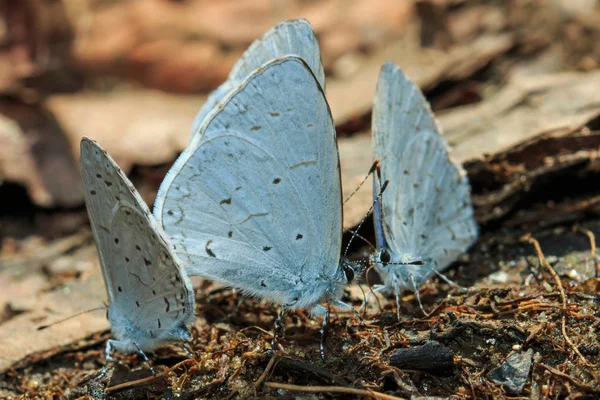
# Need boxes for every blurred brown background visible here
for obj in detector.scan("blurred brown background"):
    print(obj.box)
[3,0,600,222]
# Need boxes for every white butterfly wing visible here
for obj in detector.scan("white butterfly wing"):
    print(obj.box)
[190,19,324,138]
[80,138,195,350]
[373,62,478,274]
[155,56,341,306]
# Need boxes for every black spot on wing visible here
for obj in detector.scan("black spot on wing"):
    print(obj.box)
[272,178,281,184]
[220,198,232,205]
[263,246,272,252]
[296,234,303,240]
[164,297,170,312]
[269,112,280,117]
[205,240,216,257]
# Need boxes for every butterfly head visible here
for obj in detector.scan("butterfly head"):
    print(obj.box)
[372,248,428,291]
[340,257,372,284]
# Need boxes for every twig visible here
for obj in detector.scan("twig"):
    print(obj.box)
[254,356,278,391]
[264,382,406,400]
[521,234,593,366]
[239,325,273,337]
[537,364,599,393]
[104,358,195,393]
[574,226,598,277]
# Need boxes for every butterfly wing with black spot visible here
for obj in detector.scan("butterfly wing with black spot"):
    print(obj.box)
[372,62,478,278]
[80,138,195,350]
[155,56,341,307]
[190,18,324,138]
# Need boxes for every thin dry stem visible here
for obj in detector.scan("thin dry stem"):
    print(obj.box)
[521,234,594,367]
[254,356,278,391]
[574,226,598,277]
[537,364,600,393]
[265,382,406,400]
[104,358,195,393]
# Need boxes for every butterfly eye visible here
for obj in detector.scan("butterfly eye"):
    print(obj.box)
[380,249,391,264]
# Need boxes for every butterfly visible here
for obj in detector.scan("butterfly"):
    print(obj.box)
[80,137,195,361]
[370,61,478,315]
[154,55,359,325]
[189,18,325,139]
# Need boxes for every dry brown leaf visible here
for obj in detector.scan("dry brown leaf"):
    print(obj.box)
[0,235,108,373]
[328,32,514,127]
[46,90,206,171]
[0,101,81,208]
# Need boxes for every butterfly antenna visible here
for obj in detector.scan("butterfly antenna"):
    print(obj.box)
[37,306,107,330]
[343,179,390,258]
[385,260,426,266]
[343,159,381,206]
[347,230,376,251]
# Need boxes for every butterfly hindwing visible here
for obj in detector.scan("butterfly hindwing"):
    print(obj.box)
[373,62,478,286]
[80,137,195,351]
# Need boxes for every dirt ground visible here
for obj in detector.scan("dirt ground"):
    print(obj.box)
[1,1,600,399]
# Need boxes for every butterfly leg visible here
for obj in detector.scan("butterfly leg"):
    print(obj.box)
[332,300,364,326]
[312,304,330,361]
[133,341,156,376]
[270,301,296,352]
[410,275,430,317]
[180,342,194,357]
[360,284,386,313]
[95,339,116,380]
[430,268,466,290]
[392,275,402,321]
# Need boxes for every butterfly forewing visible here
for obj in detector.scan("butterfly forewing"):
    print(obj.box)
[190,19,324,138]
[155,56,341,305]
